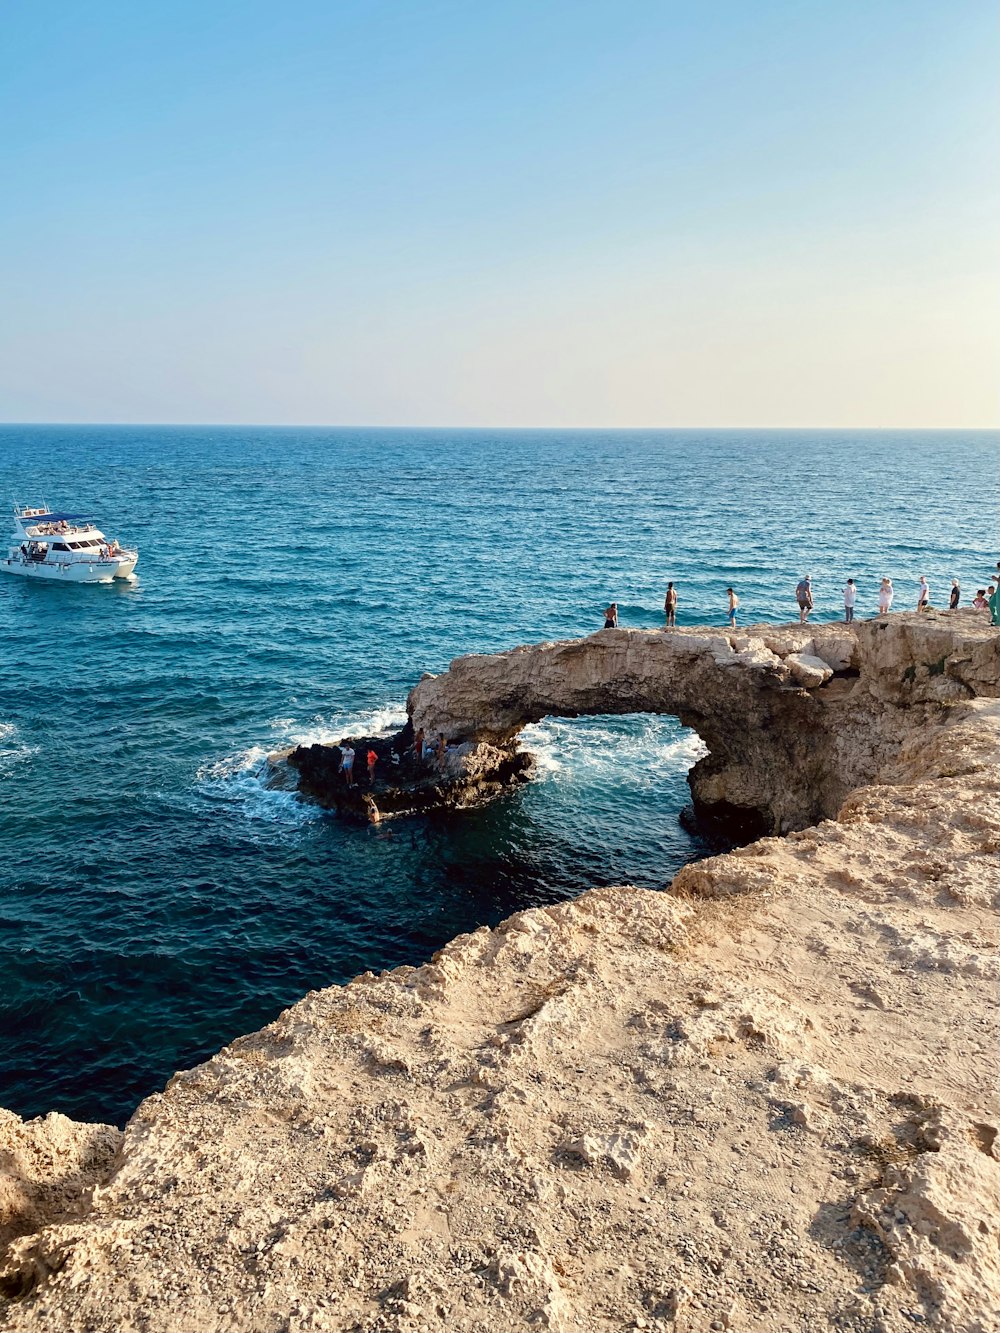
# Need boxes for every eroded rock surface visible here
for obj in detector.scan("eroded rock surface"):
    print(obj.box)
[0,1111,120,1295]
[409,611,998,834]
[1,613,997,1333]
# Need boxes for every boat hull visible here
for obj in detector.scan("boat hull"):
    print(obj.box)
[1,556,136,583]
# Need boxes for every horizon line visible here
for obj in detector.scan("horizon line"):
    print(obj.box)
[2,421,998,432]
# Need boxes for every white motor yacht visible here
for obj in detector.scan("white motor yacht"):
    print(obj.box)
[2,505,139,583]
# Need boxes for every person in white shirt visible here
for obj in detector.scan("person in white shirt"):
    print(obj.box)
[340,745,355,785]
[878,578,893,614]
[917,576,930,611]
[843,578,857,623]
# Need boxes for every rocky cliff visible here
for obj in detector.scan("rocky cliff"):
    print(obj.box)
[1,612,997,1333]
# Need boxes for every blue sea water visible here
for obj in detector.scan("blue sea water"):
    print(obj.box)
[0,426,996,1127]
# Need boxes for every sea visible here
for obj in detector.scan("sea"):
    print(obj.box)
[1,426,995,1127]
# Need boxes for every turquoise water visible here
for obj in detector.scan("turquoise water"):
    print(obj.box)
[1,427,995,1126]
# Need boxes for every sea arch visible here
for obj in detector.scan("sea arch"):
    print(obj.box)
[289,614,993,835]
[406,622,868,837]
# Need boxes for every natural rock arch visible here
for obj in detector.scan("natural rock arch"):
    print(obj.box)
[407,617,994,836]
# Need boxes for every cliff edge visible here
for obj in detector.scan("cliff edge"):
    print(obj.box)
[1,613,997,1333]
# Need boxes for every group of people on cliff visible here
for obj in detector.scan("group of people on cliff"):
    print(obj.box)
[337,743,379,787]
[601,566,1000,632]
[798,573,997,624]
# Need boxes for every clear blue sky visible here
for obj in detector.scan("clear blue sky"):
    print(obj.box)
[1,0,997,425]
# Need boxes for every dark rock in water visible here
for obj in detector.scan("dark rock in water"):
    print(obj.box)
[283,726,534,824]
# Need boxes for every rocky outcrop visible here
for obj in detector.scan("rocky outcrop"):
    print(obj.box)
[409,611,998,835]
[1,614,997,1333]
[283,730,534,823]
[281,613,996,837]
[0,1111,120,1297]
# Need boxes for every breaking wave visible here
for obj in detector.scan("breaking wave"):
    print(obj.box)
[0,722,37,780]
[521,714,707,788]
[193,704,408,824]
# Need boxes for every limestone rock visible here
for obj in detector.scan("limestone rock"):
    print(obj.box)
[785,652,834,688]
[852,1109,1000,1332]
[403,613,997,836]
[0,1111,121,1258]
[559,1126,650,1180]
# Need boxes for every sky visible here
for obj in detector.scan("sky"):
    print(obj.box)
[1,0,997,427]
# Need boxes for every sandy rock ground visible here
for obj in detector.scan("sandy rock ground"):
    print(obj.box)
[1,618,997,1333]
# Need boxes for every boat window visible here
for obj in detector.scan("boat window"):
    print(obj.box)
[52,542,70,551]
[68,541,82,549]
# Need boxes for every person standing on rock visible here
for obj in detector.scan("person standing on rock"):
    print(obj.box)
[603,603,618,629]
[988,585,999,627]
[664,582,678,629]
[367,749,378,784]
[413,727,425,762]
[795,575,813,623]
[878,578,893,614]
[340,744,355,785]
[917,575,930,611]
[726,587,739,628]
[435,733,447,768]
[843,578,857,623]
[949,580,961,610]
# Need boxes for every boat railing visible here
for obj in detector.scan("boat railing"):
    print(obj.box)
[22,524,95,538]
